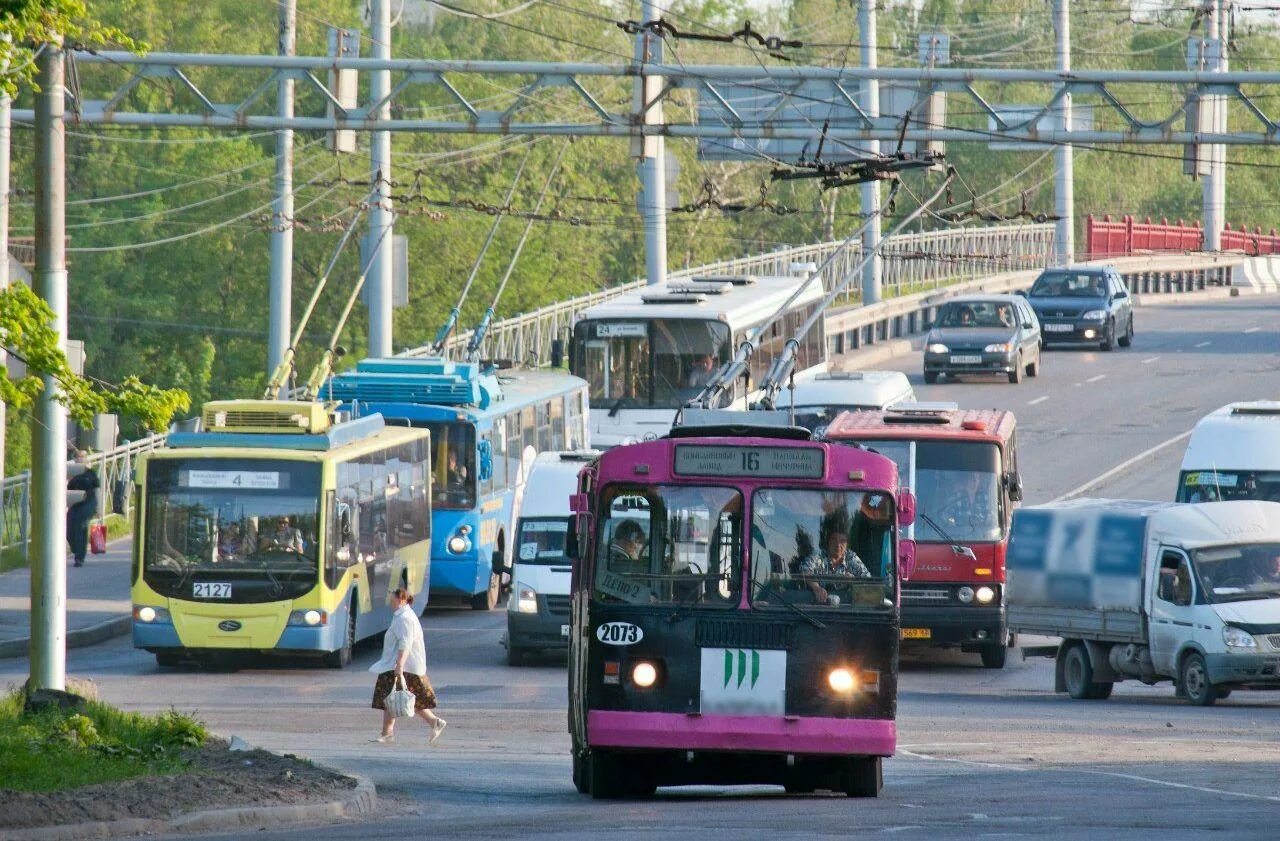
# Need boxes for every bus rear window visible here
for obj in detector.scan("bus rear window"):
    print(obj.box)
[517,518,571,565]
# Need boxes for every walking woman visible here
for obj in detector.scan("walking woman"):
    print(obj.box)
[370,588,446,744]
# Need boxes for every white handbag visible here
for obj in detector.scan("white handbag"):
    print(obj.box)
[384,673,416,719]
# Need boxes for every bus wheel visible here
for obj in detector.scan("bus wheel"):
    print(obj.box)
[471,573,501,611]
[155,651,181,669]
[324,602,356,669]
[588,751,626,799]
[842,757,882,798]
[572,752,589,794]
[979,643,1007,669]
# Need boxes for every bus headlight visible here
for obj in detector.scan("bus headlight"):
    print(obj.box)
[515,586,538,614]
[828,667,857,693]
[287,609,329,626]
[632,661,658,688]
[133,605,170,623]
[447,534,471,554]
[957,586,975,603]
[975,586,996,604]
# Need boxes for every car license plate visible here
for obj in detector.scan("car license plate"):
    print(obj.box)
[901,627,932,640]
[949,355,982,364]
[1044,323,1074,332]
[560,624,570,638]
[193,582,232,599]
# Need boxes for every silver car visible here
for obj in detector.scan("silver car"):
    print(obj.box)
[923,295,1043,385]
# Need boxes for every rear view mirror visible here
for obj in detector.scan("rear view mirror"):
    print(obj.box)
[898,539,917,581]
[1022,321,1034,330]
[569,493,589,514]
[896,490,917,527]
[1006,472,1024,503]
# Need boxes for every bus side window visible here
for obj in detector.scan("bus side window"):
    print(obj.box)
[522,405,537,453]
[506,412,522,488]
[551,396,565,451]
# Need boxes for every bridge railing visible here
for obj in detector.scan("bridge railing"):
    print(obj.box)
[1086,213,1280,257]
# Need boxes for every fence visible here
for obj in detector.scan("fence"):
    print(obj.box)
[1086,214,1280,257]
[426,223,1055,366]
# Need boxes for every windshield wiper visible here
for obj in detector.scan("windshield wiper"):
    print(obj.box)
[917,511,976,560]
[665,576,711,623]
[750,576,825,629]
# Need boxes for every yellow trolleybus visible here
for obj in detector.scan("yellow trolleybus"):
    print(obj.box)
[131,400,432,668]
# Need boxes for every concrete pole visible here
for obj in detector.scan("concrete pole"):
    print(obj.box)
[636,0,667,286]
[1202,1,1225,251]
[0,67,11,482]
[266,0,296,382]
[859,0,882,303]
[367,0,394,356]
[31,45,68,692]
[1053,0,1074,265]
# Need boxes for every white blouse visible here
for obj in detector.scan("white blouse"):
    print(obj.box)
[369,604,427,676]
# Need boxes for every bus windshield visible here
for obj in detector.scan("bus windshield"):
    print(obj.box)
[572,319,731,410]
[1178,470,1280,503]
[143,458,321,603]
[594,484,742,608]
[749,488,895,611]
[418,421,476,510]
[863,440,1003,543]
[517,517,571,566]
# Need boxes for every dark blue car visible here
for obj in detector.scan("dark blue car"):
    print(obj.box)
[1023,266,1134,351]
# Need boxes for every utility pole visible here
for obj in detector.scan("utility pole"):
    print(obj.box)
[1053,0,1074,265]
[267,0,296,383]
[635,0,667,286]
[0,44,11,482]
[31,44,68,692]
[859,0,881,303]
[367,0,394,357]
[1202,0,1227,252]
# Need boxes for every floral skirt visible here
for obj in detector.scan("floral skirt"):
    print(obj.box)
[371,670,437,711]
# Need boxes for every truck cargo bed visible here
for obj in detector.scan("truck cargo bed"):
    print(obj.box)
[1008,605,1146,644]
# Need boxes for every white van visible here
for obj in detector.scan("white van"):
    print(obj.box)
[1177,402,1280,503]
[506,450,599,665]
[783,370,916,434]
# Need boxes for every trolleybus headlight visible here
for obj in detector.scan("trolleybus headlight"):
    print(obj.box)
[448,534,471,554]
[287,609,329,626]
[631,661,658,688]
[827,667,857,693]
[515,586,538,614]
[133,605,170,623]
[975,586,996,604]
[957,586,975,604]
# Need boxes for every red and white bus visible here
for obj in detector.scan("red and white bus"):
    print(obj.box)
[825,404,1021,668]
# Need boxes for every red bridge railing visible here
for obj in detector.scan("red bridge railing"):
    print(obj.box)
[1086,214,1280,257]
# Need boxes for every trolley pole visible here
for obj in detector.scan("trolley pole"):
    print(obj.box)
[1053,0,1074,265]
[31,44,69,692]
[367,0,394,357]
[266,0,296,382]
[1202,0,1226,252]
[858,0,881,303]
[635,0,667,287]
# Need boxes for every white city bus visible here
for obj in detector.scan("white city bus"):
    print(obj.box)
[569,274,827,447]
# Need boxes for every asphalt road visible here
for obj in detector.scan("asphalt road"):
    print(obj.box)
[4,294,1280,840]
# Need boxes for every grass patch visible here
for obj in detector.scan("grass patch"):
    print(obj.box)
[0,690,207,793]
[0,544,25,574]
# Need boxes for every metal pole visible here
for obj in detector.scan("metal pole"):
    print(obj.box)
[367,0,394,357]
[1053,0,1074,265]
[267,0,296,381]
[859,0,881,303]
[636,0,667,286]
[0,58,11,487]
[31,44,68,692]
[1203,1,1225,251]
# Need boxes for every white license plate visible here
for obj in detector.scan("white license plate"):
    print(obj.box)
[560,624,571,638]
[949,355,983,364]
[193,582,232,599]
[1044,323,1075,332]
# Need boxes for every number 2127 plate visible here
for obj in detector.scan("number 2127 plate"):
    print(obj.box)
[193,582,232,599]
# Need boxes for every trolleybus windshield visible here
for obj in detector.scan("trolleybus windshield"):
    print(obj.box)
[143,458,321,603]
[593,484,742,607]
[749,488,895,611]
[572,319,732,410]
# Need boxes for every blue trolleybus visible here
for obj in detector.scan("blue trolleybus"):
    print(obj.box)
[326,357,589,609]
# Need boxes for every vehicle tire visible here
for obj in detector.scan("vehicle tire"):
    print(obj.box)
[588,751,625,799]
[783,778,816,795]
[980,643,1007,669]
[155,651,181,668]
[1180,651,1217,706]
[1063,644,1111,700]
[1100,320,1116,352]
[1008,355,1023,384]
[470,572,501,611]
[842,757,883,798]
[1118,315,1134,347]
[572,751,590,794]
[1217,687,1233,700]
[923,371,939,385]
[323,601,356,669]
[507,644,528,666]
[1027,353,1040,377]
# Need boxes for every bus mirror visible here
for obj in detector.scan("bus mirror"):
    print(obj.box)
[1006,472,1024,503]
[899,539,917,581]
[565,523,579,560]
[569,493,589,514]
[896,490,917,527]
[550,338,565,368]
[477,440,493,482]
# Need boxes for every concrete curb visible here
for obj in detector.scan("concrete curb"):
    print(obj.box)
[0,774,377,841]
[0,614,132,661]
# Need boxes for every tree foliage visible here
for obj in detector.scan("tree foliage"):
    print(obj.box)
[0,0,143,93]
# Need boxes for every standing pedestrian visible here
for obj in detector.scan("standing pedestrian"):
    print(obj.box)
[66,450,100,568]
[369,587,446,744]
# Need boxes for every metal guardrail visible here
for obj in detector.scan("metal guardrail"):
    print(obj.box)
[420,223,1056,365]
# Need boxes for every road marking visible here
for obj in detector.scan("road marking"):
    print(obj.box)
[1027,396,1049,406]
[1245,326,1262,334]
[1085,374,1106,383]
[1141,356,1160,364]
[1050,429,1194,503]
[1194,340,1212,348]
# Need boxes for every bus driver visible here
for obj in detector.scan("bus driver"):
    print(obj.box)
[800,511,871,605]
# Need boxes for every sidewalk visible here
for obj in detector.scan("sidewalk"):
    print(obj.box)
[0,539,133,659]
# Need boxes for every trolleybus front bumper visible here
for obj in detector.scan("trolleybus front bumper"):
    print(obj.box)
[587,710,895,757]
